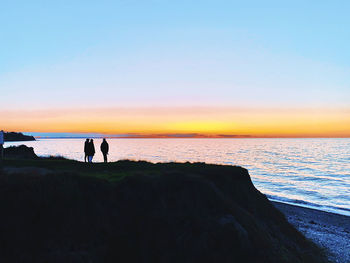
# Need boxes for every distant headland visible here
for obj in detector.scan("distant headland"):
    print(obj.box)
[3,132,36,142]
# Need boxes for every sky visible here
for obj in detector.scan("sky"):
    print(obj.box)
[1,0,349,137]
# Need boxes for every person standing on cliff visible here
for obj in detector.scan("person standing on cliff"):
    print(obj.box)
[84,138,89,162]
[88,139,95,163]
[100,138,109,163]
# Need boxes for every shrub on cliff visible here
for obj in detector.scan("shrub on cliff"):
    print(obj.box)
[4,145,38,159]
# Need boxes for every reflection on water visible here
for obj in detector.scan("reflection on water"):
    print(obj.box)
[5,138,350,216]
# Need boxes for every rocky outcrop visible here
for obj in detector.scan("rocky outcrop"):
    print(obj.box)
[0,161,328,263]
[4,132,35,142]
[4,145,38,159]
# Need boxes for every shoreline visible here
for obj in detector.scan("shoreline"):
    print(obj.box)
[273,201,350,263]
[268,198,350,217]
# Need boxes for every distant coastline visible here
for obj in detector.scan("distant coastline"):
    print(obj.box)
[4,132,36,142]
[29,132,252,139]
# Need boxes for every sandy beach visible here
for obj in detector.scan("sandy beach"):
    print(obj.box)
[273,202,350,263]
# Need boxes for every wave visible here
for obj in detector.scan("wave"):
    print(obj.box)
[266,194,350,216]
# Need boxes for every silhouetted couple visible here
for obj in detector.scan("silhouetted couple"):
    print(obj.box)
[84,139,95,162]
[84,138,109,163]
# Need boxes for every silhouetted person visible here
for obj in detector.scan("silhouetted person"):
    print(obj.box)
[84,139,89,162]
[100,138,109,163]
[88,139,95,163]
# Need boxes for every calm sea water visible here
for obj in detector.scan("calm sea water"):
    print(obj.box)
[5,138,350,216]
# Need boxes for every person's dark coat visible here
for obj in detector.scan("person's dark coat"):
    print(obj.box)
[84,139,89,154]
[101,139,109,154]
[89,140,95,156]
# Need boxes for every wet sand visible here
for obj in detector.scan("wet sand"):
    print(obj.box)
[273,201,350,263]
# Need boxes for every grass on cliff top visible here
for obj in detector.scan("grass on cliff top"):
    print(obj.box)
[2,157,245,182]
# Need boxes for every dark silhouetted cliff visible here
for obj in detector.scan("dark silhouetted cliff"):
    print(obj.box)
[0,156,328,263]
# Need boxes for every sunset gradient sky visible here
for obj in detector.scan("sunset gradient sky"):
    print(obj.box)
[1,1,350,137]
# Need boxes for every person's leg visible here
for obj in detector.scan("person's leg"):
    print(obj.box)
[84,154,87,162]
[103,153,107,163]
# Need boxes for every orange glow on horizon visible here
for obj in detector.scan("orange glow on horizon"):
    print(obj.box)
[1,107,350,138]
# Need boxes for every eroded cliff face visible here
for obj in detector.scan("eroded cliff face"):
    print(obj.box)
[0,161,327,263]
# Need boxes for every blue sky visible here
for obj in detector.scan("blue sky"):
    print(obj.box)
[1,0,349,111]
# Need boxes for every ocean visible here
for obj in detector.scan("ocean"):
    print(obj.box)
[5,138,350,216]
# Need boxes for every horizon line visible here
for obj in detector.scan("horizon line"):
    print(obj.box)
[3,131,348,139]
